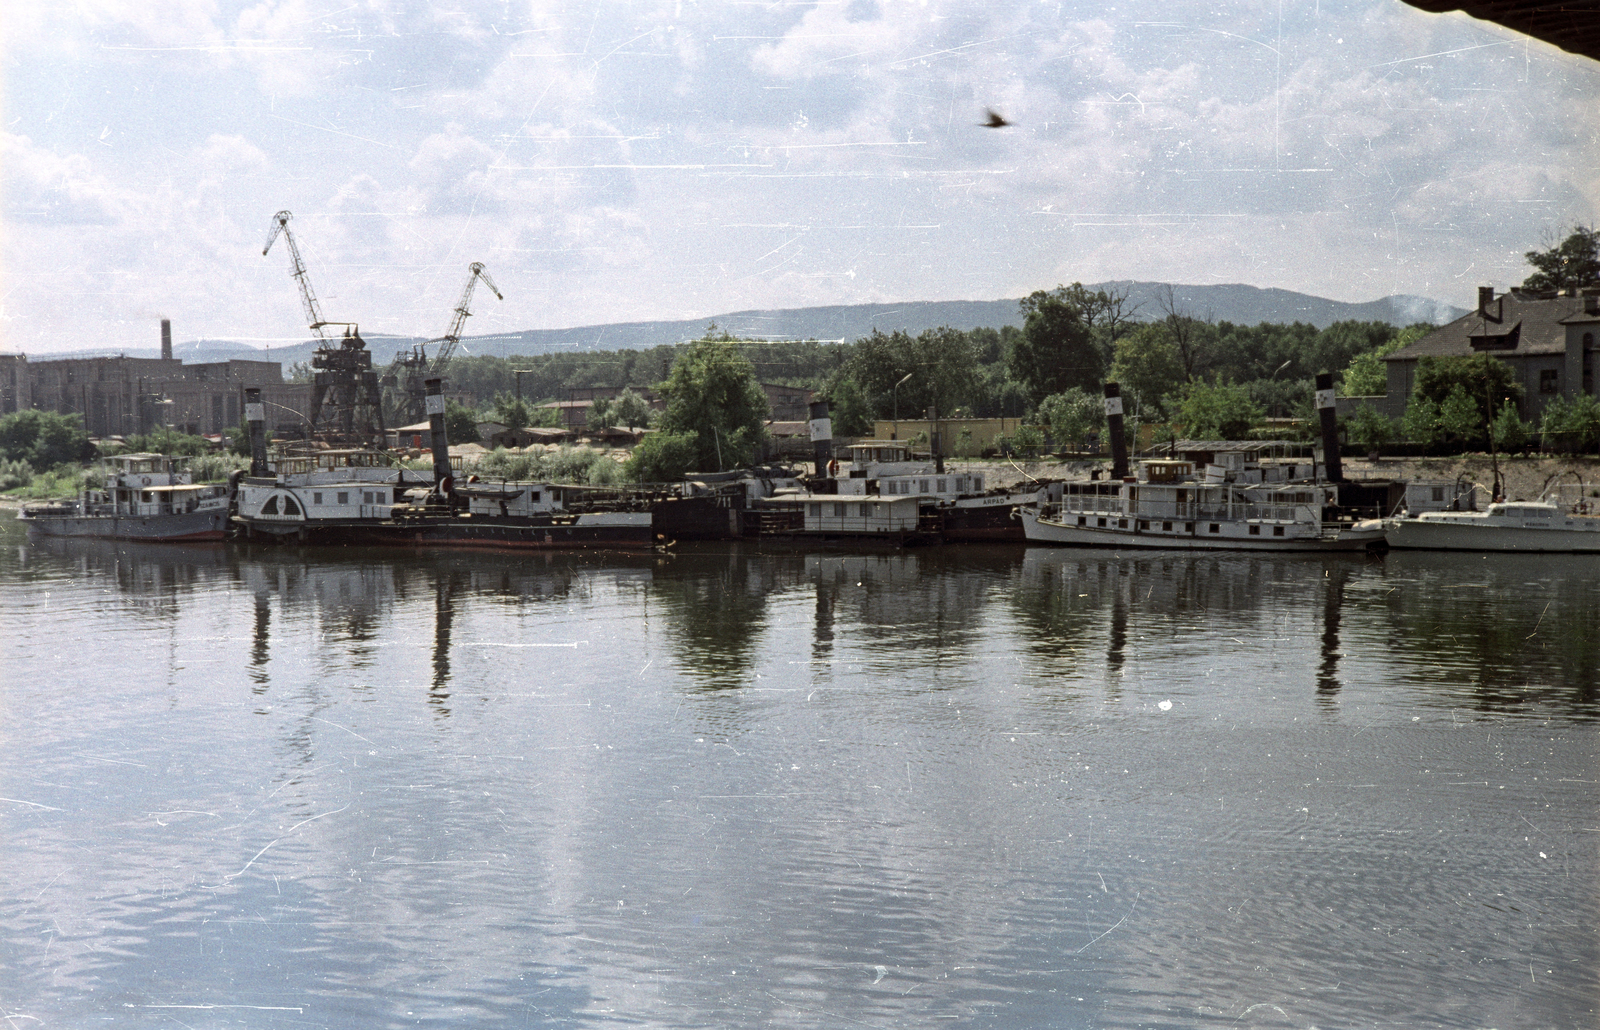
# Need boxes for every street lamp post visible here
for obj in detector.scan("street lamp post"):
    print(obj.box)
[891,372,913,440]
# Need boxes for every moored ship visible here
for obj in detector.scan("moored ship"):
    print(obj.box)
[18,453,231,542]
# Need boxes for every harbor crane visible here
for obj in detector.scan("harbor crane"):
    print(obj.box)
[262,210,385,445]
[262,210,330,340]
[388,263,503,426]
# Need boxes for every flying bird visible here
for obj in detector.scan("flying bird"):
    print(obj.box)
[983,108,1010,128]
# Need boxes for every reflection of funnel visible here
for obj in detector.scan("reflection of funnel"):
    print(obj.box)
[1318,563,1349,702]
[432,570,454,713]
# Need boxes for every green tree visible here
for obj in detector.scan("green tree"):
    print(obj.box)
[841,327,980,420]
[1538,393,1600,454]
[825,376,875,437]
[1402,394,1443,449]
[586,396,615,432]
[1010,288,1102,403]
[1034,388,1103,450]
[122,428,210,457]
[626,430,701,481]
[1346,404,1398,449]
[1438,385,1483,447]
[444,400,481,445]
[1491,404,1529,452]
[610,388,654,430]
[1412,355,1522,437]
[490,394,534,431]
[1338,326,1428,396]
[655,337,769,472]
[1171,379,1263,440]
[1108,324,1185,418]
[1523,225,1600,293]
[0,409,94,468]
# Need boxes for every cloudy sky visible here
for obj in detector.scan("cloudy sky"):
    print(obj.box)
[4,0,1598,356]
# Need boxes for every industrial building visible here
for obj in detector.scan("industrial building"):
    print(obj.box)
[4,320,312,440]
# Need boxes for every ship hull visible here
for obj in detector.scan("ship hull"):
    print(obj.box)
[362,512,654,551]
[1020,508,1384,552]
[21,508,229,542]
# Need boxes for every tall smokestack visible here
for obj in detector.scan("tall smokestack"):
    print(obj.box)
[161,319,173,361]
[425,377,453,497]
[1315,372,1343,484]
[808,400,833,477]
[1105,381,1129,480]
[245,387,268,477]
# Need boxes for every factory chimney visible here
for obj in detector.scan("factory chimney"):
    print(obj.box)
[161,319,173,361]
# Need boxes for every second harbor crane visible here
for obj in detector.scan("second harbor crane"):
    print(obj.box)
[388,262,503,425]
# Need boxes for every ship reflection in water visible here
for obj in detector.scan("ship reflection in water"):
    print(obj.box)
[3,528,1597,1029]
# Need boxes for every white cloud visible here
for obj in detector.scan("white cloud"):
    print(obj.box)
[2,134,123,225]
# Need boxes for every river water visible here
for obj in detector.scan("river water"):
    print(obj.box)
[2,519,1596,1029]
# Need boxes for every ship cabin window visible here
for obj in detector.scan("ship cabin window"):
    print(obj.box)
[1117,519,1127,529]
[283,497,301,516]
[1077,516,1087,526]
[1248,524,1260,535]
[1097,517,1107,527]
[529,492,540,503]
[833,503,847,517]
[936,479,946,493]
[313,492,323,505]
[1431,487,1444,502]
[1209,524,1220,534]
[337,492,349,505]
[1185,523,1193,533]
[808,503,821,517]
[262,496,279,515]
[858,503,869,517]
[1162,521,1172,532]
[1138,520,1149,530]
[1272,525,1285,537]
[919,480,930,493]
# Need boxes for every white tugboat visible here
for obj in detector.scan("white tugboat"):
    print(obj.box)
[18,453,231,542]
[229,387,433,543]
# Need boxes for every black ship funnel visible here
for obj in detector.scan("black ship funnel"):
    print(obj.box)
[244,387,268,477]
[809,400,833,477]
[1315,372,1343,483]
[1105,381,1129,480]
[425,378,453,496]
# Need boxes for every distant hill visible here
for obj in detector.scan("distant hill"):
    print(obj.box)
[48,283,1468,365]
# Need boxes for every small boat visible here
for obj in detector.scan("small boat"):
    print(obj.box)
[1383,493,1600,552]
[1019,457,1386,552]
[18,453,231,542]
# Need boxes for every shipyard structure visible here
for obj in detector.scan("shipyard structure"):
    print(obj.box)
[0,319,312,440]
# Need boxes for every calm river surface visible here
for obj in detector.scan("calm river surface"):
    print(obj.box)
[2,519,1597,1029]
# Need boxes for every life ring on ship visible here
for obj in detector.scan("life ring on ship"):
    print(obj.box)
[141,476,151,486]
